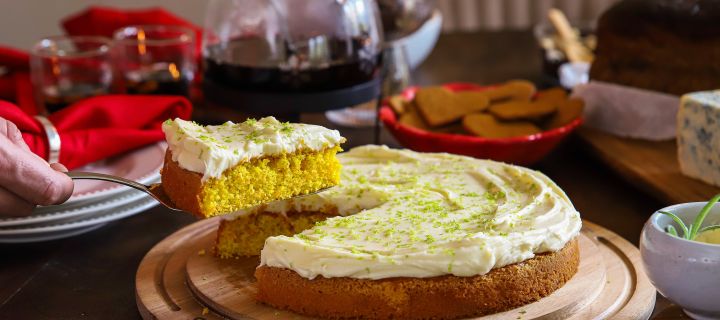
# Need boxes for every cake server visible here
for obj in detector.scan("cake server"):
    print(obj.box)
[65,172,332,213]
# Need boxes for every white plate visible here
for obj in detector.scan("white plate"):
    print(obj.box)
[0,177,158,228]
[62,142,166,206]
[0,196,158,237]
[0,223,107,243]
[32,185,140,215]
[400,10,443,70]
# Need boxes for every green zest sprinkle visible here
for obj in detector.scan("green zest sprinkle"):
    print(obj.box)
[280,121,294,134]
[425,234,436,244]
[660,194,720,241]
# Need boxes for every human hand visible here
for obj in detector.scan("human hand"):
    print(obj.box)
[0,117,74,216]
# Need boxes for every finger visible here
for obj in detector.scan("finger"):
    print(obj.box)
[0,118,30,152]
[0,186,35,217]
[0,136,74,205]
[50,163,69,173]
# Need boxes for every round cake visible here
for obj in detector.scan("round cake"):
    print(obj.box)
[234,145,582,319]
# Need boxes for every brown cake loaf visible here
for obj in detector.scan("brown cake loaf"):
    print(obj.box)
[256,238,579,320]
[590,0,720,95]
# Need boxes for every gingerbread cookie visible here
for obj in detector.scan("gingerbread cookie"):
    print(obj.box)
[463,113,541,138]
[487,100,557,121]
[415,87,489,127]
[398,103,430,130]
[482,80,536,103]
[388,95,409,114]
[544,98,584,129]
[536,87,568,104]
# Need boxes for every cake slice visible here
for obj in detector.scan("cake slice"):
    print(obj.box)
[161,117,346,218]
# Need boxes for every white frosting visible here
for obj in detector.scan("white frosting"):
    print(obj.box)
[162,117,345,180]
[252,145,582,280]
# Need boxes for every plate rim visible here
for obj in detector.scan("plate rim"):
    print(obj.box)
[65,142,165,205]
[0,197,158,235]
[0,223,107,243]
[0,186,154,227]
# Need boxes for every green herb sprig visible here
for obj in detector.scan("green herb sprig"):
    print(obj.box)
[660,194,720,240]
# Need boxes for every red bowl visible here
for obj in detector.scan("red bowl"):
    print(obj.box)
[379,82,583,166]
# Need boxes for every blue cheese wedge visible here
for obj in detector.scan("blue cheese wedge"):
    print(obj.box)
[677,91,720,187]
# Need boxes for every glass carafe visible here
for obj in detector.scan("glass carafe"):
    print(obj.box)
[203,0,383,100]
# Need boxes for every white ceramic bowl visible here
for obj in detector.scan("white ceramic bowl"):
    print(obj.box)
[395,9,442,69]
[640,202,720,320]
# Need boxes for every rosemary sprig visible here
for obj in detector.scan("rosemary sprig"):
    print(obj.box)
[660,194,720,241]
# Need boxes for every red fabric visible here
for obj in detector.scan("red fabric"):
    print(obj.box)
[0,95,192,169]
[61,6,203,58]
[0,46,34,112]
[0,46,29,72]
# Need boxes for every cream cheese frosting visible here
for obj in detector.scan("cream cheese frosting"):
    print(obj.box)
[252,145,582,280]
[162,117,345,180]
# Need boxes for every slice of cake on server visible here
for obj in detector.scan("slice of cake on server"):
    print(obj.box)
[160,117,346,218]
[677,91,720,187]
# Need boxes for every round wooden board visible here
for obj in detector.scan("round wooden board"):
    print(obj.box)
[136,219,656,320]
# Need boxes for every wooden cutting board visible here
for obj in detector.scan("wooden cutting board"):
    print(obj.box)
[578,128,720,204]
[135,218,656,320]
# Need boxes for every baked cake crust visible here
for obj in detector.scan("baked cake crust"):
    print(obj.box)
[255,238,579,320]
[161,150,204,216]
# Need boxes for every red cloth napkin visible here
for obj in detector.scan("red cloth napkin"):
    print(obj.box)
[0,46,37,114]
[0,95,192,169]
[62,6,203,58]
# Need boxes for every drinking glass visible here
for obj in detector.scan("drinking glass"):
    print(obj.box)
[381,43,411,96]
[113,25,196,97]
[30,36,113,114]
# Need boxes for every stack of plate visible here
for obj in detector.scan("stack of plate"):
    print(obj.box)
[0,142,166,243]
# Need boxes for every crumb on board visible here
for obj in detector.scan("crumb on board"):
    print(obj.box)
[202,307,209,315]
[198,249,206,256]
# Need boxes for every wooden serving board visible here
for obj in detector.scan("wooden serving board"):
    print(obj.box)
[136,218,656,320]
[579,128,720,204]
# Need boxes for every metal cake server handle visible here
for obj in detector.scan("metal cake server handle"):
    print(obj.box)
[65,172,333,213]
[66,171,183,212]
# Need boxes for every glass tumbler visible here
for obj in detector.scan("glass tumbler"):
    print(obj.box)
[113,25,196,97]
[30,36,113,113]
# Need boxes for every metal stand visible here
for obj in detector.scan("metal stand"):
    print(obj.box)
[203,77,382,118]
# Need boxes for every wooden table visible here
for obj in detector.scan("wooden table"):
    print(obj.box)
[0,31,687,319]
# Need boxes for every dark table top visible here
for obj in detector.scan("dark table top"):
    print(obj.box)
[0,30,688,319]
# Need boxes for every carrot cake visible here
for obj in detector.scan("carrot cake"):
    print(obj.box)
[217,145,582,319]
[160,117,345,218]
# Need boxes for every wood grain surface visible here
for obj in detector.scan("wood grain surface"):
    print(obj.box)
[136,218,655,320]
[579,128,720,204]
